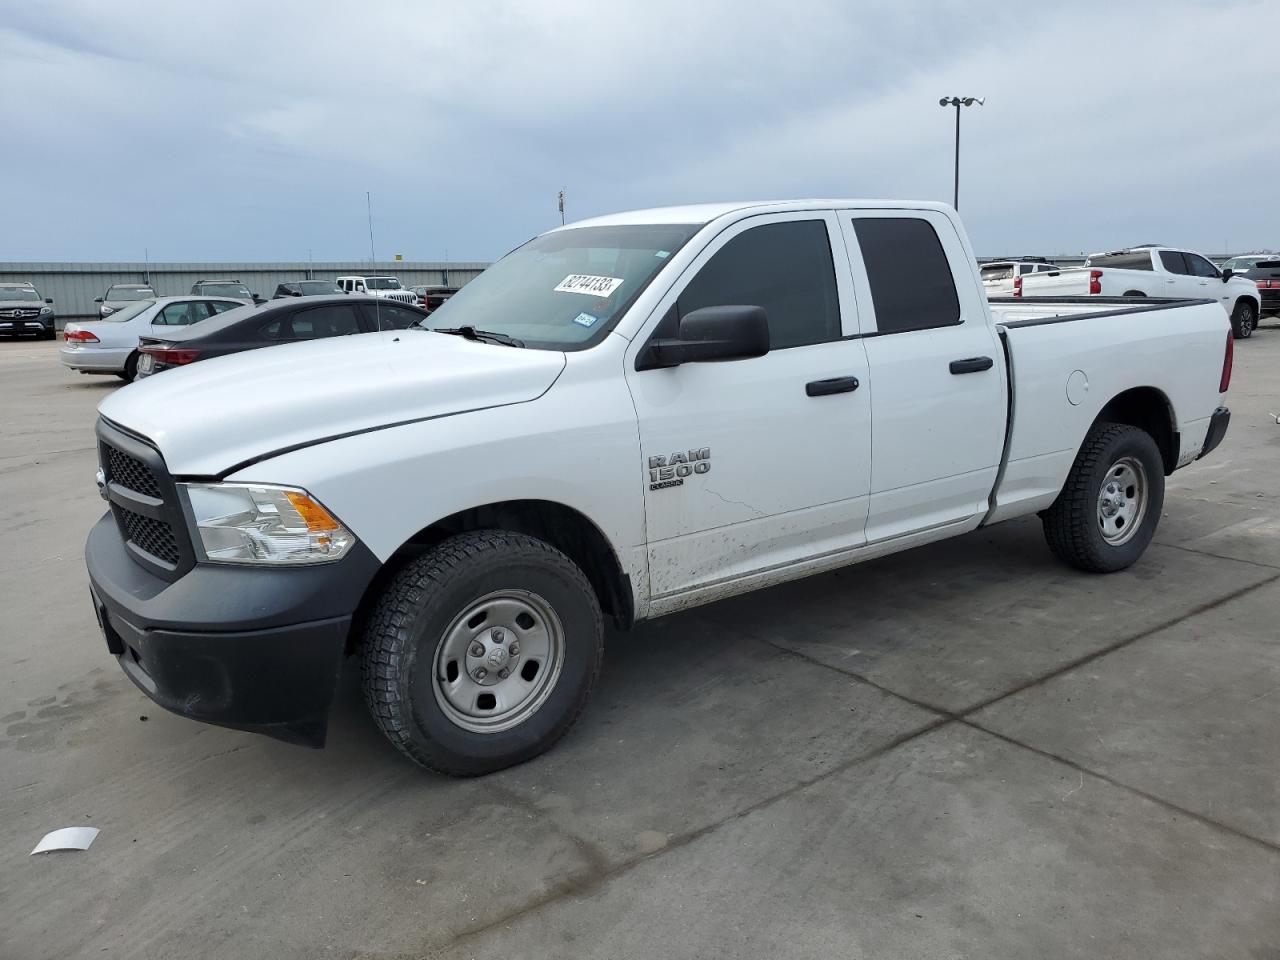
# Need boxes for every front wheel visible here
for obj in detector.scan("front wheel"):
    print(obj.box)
[361,531,603,775]
[1042,423,1165,573]
[1231,300,1256,339]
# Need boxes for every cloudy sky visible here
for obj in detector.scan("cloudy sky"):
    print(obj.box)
[3,0,1278,263]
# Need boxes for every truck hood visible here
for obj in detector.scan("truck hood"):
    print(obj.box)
[98,330,567,476]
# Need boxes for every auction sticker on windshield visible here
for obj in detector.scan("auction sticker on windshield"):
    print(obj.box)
[554,275,624,297]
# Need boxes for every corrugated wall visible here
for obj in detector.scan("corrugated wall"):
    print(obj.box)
[0,261,487,323]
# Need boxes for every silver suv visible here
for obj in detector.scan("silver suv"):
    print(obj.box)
[95,283,157,318]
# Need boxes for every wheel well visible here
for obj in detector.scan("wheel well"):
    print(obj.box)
[1234,296,1258,314]
[1122,290,1146,297]
[350,500,634,650]
[1096,387,1177,474]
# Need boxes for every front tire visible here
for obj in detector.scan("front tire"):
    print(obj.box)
[361,531,603,776]
[1042,423,1165,573]
[1231,300,1256,339]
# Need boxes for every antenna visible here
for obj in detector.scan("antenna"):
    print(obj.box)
[144,246,150,286]
[366,191,383,331]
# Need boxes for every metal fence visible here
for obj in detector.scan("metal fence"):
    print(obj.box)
[0,261,488,324]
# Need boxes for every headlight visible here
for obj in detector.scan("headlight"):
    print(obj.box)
[40,306,52,315]
[100,305,115,315]
[181,483,355,565]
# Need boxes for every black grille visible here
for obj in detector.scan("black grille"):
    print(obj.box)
[118,506,180,566]
[107,445,162,498]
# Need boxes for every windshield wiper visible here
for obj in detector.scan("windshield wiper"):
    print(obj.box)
[432,325,525,348]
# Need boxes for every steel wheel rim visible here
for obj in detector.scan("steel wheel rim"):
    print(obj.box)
[1096,456,1147,546]
[431,589,566,734]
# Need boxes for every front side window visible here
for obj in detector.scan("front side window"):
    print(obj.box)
[676,220,841,350]
[853,217,961,334]
[1185,254,1220,278]
[426,223,700,350]
[364,303,424,330]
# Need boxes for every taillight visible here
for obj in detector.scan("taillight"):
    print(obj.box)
[63,329,99,344]
[141,345,200,366]
[1256,279,1275,289]
[1012,276,1022,298]
[1089,270,1103,295]
[1219,330,1233,393]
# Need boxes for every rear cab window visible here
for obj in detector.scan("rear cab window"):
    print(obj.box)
[1088,251,1155,271]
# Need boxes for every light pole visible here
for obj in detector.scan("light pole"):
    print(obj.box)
[938,96,984,210]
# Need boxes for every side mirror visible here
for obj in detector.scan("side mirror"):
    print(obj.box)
[1221,269,1234,282]
[45,298,53,304]
[636,305,770,370]
[94,297,103,303]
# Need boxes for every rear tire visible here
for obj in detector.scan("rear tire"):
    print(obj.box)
[1042,423,1164,573]
[118,351,139,382]
[361,531,603,776]
[1231,300,1256,339]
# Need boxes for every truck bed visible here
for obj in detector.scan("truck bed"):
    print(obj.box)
[984,296,1229,525]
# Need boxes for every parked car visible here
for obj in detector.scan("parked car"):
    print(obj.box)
[1221,254,1280,318]
[134,295,426,378]
[61,295,248,380]
[335,275,418,304]
[1006,245,1263,338]
[191,278,259,301]
[979,258,1061,295]
[95,283,157,319]
[0,282,56,339]
[273,279,343,298]
[85,199,1233,776]
[409,284,459,313]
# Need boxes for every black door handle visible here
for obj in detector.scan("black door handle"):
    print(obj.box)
[949,356,994,375]
[806,376,860,397]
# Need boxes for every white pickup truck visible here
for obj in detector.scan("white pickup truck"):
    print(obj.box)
[1009,245,1262,338]
[85,200,1233,775]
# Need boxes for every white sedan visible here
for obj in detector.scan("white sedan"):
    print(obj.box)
[60,295,249,381]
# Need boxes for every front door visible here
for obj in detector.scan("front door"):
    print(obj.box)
[624,212,873,604]
[839,210,1007,543]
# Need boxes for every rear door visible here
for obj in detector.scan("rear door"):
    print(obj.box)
[840,210,1006,543]
[624,212,873,602]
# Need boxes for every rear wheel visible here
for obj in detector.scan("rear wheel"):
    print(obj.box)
[118,351,139,382]
[1231,300,1256,339]
[361,531,603,776]
[1042,423,1164,573]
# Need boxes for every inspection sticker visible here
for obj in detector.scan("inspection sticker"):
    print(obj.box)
[554,274,624,297]
[571,312,598,327]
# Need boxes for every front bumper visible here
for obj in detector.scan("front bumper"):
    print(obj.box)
[1198,406,1230,461]
[85,510,381,746]
[0,314,53,334]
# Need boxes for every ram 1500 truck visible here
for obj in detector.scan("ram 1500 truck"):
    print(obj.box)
[85,200,1234,775]
[1008,245,1262,338]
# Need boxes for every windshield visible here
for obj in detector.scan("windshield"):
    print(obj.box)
[107,286,155,301]
[426,223,700,350]
[980,264,1014,281]
[364,277,402,290]
[101,299,156,322]
[199,283,250,297]
[0,286,40,302]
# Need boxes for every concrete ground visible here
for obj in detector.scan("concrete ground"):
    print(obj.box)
[1,326,1278,960]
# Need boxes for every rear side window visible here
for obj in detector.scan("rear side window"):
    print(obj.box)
[261,304,362,341]
[677,220,841,350]
[1159,251,1190,275]
[852,217,960,334]
[1089,252,1154,271]
[980,264,1014,281]
[155,302,201,326]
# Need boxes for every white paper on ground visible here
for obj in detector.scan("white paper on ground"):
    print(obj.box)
[30,827,99,855]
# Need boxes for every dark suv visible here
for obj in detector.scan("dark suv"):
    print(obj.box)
[1222,255,1280,318]
[0,282,56,339]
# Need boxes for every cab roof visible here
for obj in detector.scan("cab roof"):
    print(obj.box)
[558,199,953,229]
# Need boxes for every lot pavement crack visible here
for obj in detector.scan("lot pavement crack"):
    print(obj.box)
[440,714,952,951]
[963,718,1280,855]
[1153,539,1280,572]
